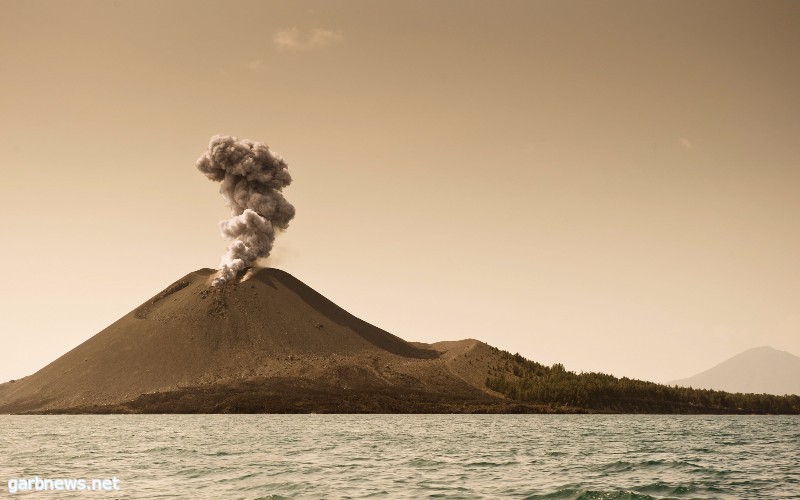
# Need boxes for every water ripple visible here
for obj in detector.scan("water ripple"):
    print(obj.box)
[0,415,797,498]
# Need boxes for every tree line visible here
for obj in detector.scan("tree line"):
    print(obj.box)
[485,350,800,414]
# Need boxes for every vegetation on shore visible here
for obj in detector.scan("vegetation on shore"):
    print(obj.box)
[486,350,800,414]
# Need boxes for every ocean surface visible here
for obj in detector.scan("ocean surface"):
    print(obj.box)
[1,415,797,499]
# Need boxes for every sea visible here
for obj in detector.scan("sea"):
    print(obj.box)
[0,415,797,499]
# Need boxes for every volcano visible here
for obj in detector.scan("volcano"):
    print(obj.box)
[0,268,528,414]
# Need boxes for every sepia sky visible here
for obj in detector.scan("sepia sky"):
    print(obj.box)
[1,0,799,384]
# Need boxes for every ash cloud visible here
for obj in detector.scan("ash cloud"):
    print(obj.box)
[197,135,295,285]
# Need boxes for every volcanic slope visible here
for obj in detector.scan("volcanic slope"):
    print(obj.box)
[0,268,526,413]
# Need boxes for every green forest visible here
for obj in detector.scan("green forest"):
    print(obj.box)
[486,350,800,414]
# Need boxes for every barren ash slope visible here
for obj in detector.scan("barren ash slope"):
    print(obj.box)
[0,268,532,414]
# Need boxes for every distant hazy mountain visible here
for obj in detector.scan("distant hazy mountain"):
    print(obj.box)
[671,346,800,396]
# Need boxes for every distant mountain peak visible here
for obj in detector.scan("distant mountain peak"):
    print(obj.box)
[671,346,800,396]
[743,345,781,353]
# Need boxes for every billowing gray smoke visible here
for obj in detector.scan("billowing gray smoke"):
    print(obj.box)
[196,135,295,286]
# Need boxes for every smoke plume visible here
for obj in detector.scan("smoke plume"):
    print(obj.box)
[197,135,295,285]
